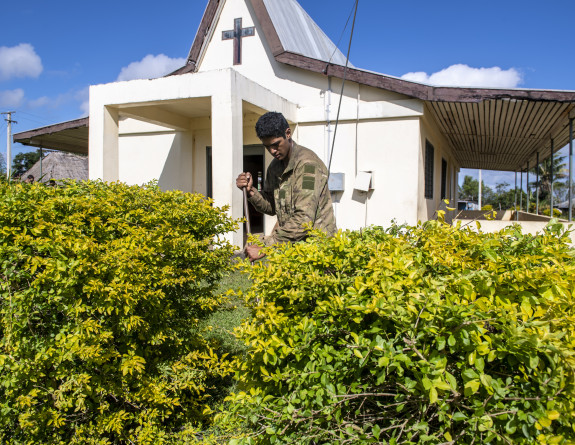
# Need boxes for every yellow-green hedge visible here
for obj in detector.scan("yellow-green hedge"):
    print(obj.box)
[0,181,237,444]
[227,221,575,444]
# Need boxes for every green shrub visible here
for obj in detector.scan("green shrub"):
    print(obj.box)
[542,208,563,218]
[0,180,238,444]
[226,221,575,444]
[481,204,493,211]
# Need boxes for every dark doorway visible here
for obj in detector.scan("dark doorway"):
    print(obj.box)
[243,149,265,235]
[206,147,212,199]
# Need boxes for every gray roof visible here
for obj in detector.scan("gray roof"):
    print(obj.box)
[557,198,575,209]
[263,0,352,66]
[23,151,88,183]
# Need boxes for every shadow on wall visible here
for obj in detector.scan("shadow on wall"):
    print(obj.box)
[351,189,373,205]
[157,134,193,193]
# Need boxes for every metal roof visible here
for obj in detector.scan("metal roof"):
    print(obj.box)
[427,99,575,171]
[14,118,89,154]
[262,0,352,67]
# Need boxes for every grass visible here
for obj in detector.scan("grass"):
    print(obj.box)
[202,266,253,357]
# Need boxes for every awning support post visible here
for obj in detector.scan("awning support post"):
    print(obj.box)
[569,119,573,222]
[520,169,524,211]
[536,152,540,215]
[550,139,554,215]
[514,171,518,221]
[526,161,530,213]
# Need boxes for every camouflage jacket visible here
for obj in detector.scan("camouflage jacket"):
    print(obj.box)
[248,142,336,246]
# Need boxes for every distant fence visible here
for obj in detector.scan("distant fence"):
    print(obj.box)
[454,211,575,245]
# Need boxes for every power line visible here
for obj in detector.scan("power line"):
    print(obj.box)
[15,110,59,127]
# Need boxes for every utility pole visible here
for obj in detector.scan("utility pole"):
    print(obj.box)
[2,111,17,180]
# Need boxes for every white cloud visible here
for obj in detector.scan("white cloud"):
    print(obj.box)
[28,96,50,108]
[76,87,90,117]
[116,54,186,82]
[401,64,522,88]
[0,43,43,81]
[0,89,25,107]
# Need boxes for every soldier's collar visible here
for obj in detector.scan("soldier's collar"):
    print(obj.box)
[283,141,299,173]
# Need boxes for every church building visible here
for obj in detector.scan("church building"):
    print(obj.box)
[15,0,575,246]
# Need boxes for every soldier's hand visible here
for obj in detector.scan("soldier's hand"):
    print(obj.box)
[236,172,254,195]
[246,244,265,262]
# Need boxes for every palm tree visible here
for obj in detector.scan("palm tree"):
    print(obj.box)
[530,155,567,204]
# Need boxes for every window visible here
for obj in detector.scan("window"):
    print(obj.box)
[424,140,434,199]
[441,158,448,199]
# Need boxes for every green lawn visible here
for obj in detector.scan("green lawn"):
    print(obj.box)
[202,267,253,357]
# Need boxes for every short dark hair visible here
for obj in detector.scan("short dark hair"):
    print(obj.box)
[255,112,289,139]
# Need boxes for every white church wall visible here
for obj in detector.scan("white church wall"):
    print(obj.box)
[296,117,421,230]
[197,0,407,133]
[418,109,461,222]
[119,133,176,185]
[357,118,422,228]
[88,0,443,245]
[116,118,194,192]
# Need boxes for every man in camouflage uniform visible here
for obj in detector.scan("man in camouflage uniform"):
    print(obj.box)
[236,112,336,261]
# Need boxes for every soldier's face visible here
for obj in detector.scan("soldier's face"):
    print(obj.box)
[262,128,292,162]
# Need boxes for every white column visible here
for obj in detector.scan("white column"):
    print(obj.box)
[89,87,119,181]
[102,107,120,182]
[211,87,244,247]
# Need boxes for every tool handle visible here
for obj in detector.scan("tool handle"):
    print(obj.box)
[243,187,251,235]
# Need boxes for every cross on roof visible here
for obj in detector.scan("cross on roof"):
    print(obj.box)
[222,18,255,65]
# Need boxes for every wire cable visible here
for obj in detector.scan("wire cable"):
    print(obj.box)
[312,0,359,228]
[327,0,359,173]
[325,0,358,68]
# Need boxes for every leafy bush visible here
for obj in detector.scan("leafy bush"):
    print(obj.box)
[226,221,575,444]
[542,208,563,218]
[481,204,493,211]
[0,180,238,444]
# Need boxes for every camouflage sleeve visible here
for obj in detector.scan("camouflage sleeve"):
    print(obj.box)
[247,174,276,216]
[264,161,327,246]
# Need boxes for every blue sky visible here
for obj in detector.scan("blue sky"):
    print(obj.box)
[1,0,574,189]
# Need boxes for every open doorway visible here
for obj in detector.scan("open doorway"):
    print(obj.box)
[243,145,265,238]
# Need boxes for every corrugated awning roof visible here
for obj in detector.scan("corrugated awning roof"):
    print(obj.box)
[428,99,574,171]
[13,118,89,154]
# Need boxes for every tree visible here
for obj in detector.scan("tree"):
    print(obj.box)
[488,181,517,210]
[458,175,479,201]
[0,153,5,176]
[458,175,493,203]
[11,149,44,178]
[530,155,567,204]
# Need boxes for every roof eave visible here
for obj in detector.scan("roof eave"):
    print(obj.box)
[276,52,575,104]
